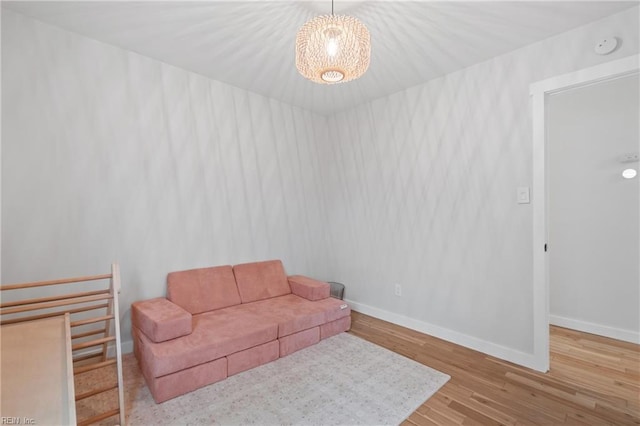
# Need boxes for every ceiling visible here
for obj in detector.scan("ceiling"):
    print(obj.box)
[3,1,638,115]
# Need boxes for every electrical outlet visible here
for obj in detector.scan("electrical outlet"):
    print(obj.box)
[394,284,402,297]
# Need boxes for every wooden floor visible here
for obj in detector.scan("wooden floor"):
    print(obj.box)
[349,311,640,426]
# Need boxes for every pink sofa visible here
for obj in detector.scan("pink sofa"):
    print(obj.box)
[131,260,351,403]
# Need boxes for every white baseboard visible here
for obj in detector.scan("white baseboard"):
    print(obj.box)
[121,339,134,354]
[549,315,640,344]
[345,299,543,371]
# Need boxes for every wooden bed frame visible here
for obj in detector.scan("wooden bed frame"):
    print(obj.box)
[0,264,126,425]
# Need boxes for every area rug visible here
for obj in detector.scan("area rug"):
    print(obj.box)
[82,333,450,425]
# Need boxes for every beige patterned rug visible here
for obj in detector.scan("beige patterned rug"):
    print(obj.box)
[76,333,450,425]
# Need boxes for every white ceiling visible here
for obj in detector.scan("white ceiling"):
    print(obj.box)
[3,1,638,115]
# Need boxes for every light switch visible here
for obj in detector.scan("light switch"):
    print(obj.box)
[517,187,530,204]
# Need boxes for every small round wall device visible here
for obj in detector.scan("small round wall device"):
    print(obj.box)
[594,37,618,55]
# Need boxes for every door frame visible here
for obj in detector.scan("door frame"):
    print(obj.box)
[529,54,639,372]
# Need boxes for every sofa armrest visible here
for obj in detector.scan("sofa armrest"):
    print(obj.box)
[288,275,330,301]
[131,297,192,343]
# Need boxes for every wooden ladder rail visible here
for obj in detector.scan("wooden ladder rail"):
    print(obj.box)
[111,263,126,426]
[0,264,126,426]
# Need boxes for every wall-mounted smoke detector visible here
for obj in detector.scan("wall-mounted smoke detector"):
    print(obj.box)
[594,37,618,55]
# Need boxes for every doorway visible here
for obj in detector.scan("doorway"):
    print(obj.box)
[530,54,639,373]
[547,74,639,343]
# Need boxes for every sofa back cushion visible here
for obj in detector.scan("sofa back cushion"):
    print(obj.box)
[233,260,291,303]
[167,265,241,314]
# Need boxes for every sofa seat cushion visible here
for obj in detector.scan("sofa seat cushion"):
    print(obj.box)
[233,260,291,303]
[138,308,278,377]
[167,265,241,314]
[235,294,351,338]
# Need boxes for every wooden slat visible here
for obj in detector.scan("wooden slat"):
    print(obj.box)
[74,358,116,375]
[0,290,110,309]
[102,292,114,363]
[72,336,115,351]
[73,352,103,364]
[77,408,120,426]
[63,314,77,425]
[1,293,112,316]
[110,263,126,426]
[75,383,118,401]
[71,315,113,327]
[0,303,109,326]
[71,328,107,340]
[0,274,112,291]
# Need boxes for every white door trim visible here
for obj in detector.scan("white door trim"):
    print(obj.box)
[529,54,639,372]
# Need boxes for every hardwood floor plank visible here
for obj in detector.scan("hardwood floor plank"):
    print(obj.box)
[448,400,502,426]
[422,395,467,425]
[445,384,519,425]
[350,311,640,425]
[404,411,441,426]
[550,351,640,385]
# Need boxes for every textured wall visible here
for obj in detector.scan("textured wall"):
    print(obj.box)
[324,7,639,355]
[1,10,330,343]
[2,6,639,364]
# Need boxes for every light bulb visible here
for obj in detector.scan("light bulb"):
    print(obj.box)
[326,38,338,57]
[622,168,637,179]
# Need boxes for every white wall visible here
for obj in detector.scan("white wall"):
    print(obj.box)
[324,7,639,363]
[1,10,331,345]
[2,6,639,368]
[548,74,639,343]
